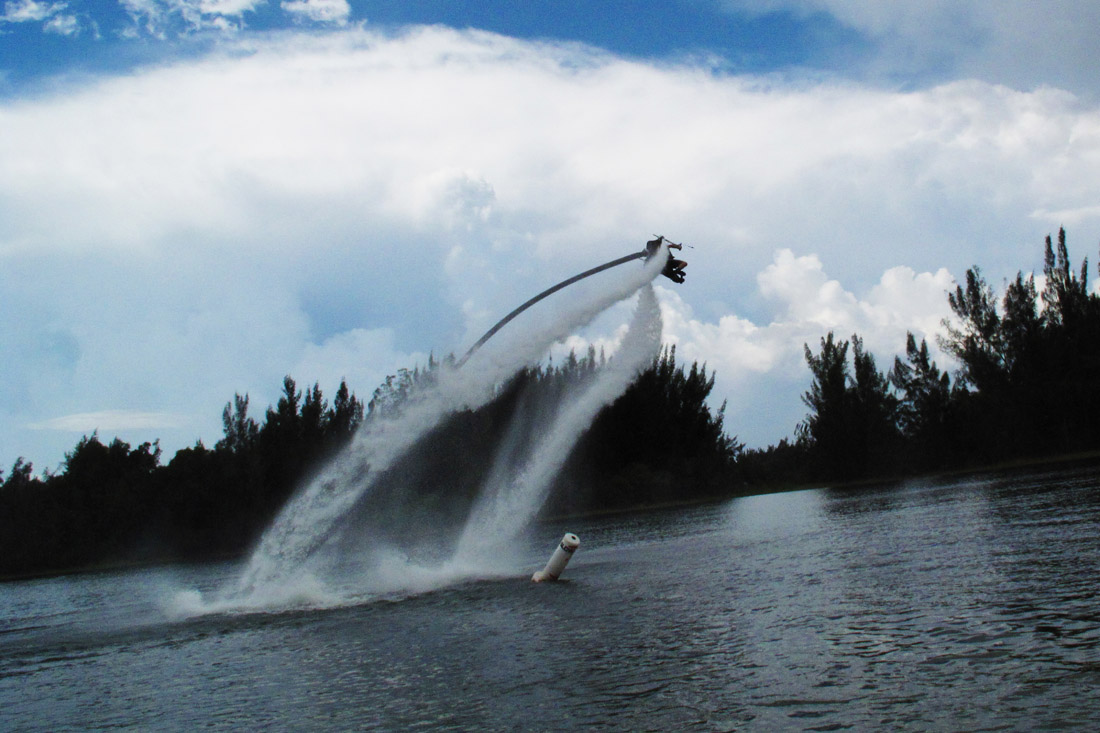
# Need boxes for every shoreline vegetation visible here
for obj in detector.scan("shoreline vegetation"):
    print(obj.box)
[3,229,1099,582]
[6,450,1097,585]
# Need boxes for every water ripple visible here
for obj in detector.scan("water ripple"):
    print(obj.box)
[3,463,1100,730]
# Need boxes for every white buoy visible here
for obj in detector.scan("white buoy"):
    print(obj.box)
[531,533,580,582]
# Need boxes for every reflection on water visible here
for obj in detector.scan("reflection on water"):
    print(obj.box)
[2,463,1099,730]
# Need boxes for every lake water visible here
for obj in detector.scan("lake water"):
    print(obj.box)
[2,463,1098,730]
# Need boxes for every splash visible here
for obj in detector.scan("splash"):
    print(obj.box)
[204,248,668,612]
[456,285,663,560]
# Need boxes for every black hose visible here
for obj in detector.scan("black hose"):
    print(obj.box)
[456,250,648,368]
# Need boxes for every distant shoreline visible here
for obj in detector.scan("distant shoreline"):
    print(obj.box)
[6,451,1097,585]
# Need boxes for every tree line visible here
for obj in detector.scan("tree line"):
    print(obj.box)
[758,228,1100,483]
[0,378,366,577]
[1,350,737,578]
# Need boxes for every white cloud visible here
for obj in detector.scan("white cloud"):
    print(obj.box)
[550,250,956,447]
[200,0,262,14]
[758,249,855,327]
[29,410,186,432]
[732,0,1100,98]
[119,0,265,37]
[2,26,1099,467]
[42,11,77,34]
[282,0,349,25]
[0,0,63,23]
[656,251,955,445]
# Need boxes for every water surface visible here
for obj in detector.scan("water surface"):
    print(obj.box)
[2,464,1098,730]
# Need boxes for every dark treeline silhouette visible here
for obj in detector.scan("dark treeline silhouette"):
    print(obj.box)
[551,346,741,513]
[748,228,1100,484]
[0,377,366,578]
[1,351,738,578]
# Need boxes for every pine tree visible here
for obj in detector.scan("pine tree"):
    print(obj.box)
[798,332,853,479]
[942,266,1005,393]
[890,333,953,469]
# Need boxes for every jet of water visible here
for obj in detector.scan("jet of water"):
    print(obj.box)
[230,248,668,603]
[456,284,663,560]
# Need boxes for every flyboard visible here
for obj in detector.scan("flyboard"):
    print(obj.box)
[453,236,688,581]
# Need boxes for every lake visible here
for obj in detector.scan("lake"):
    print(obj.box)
[2,463,1098,730]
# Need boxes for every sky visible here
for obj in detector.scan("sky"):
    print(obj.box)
[3,0,1100,473]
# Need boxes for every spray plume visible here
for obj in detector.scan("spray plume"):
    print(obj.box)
[457,284,663,559]
[225,248,668,607]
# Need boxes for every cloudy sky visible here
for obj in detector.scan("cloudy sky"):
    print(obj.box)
[3,0,1100,473]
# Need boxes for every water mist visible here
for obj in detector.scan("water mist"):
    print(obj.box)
[456,284,663,561]
[218,248,668,610]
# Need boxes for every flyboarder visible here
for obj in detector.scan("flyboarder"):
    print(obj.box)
[457,239,690,367]
[644,235,688,283]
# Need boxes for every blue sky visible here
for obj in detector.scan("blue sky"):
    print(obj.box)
[5,1,1097,98]
[3,0,1100,472]
[2,1,853,92]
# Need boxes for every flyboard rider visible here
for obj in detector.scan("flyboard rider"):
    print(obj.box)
[644,235,687,283]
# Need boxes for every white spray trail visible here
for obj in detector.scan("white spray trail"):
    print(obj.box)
[231,248,668,601]
[457,284,664,560]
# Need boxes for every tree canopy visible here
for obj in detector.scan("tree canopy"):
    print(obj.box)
[791,228,1100,479]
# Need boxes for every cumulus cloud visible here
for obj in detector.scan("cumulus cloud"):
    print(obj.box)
[554,249,956,446]
[657,251,955,444]
[2,26,1100,468]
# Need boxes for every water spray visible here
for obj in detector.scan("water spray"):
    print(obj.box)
[455,284,663,559]
[222,243,668,608]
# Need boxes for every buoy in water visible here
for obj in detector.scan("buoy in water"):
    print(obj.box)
[532,533,579,582]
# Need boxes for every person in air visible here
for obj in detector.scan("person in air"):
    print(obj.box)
[644,236,687,283]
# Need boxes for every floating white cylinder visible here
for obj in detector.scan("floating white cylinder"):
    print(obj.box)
[531,533,580,582]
